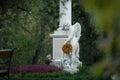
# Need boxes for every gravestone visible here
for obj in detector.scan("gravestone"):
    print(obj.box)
[50,0,82,73]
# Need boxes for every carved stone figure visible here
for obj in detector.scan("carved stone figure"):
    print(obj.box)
[63,22,82,72]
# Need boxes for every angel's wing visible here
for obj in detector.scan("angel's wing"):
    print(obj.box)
[74,22,81,41]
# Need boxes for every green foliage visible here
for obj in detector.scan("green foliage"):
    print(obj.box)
[0,0,59,65]
[73,0,101,65]
[82,0,120,79]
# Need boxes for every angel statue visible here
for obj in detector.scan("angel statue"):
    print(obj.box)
[62,22,82,72]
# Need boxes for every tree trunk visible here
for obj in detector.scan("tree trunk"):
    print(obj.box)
[32,50,40,64]
[32,24,45,64]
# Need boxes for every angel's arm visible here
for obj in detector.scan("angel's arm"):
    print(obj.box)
[65,29,74,43]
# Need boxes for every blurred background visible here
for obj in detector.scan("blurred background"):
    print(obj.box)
[0,0,120,80]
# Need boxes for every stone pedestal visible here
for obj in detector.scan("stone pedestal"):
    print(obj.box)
[50,31,68,60]
[50,31,68,67]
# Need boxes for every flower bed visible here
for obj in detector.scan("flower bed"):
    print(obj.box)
[10,64,62,73]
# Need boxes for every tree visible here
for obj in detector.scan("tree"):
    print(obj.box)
[0,0,59,65]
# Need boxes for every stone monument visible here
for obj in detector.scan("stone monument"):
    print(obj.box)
[50,0,82,73]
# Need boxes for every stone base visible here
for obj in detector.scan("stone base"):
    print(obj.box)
[64,68,79,74]
[50,59,62,68]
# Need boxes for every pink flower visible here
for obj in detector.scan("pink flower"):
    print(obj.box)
[46,54,52,60]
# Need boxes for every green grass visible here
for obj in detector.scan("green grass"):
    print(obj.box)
[11,72,72,80]
[10,66,94,80]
